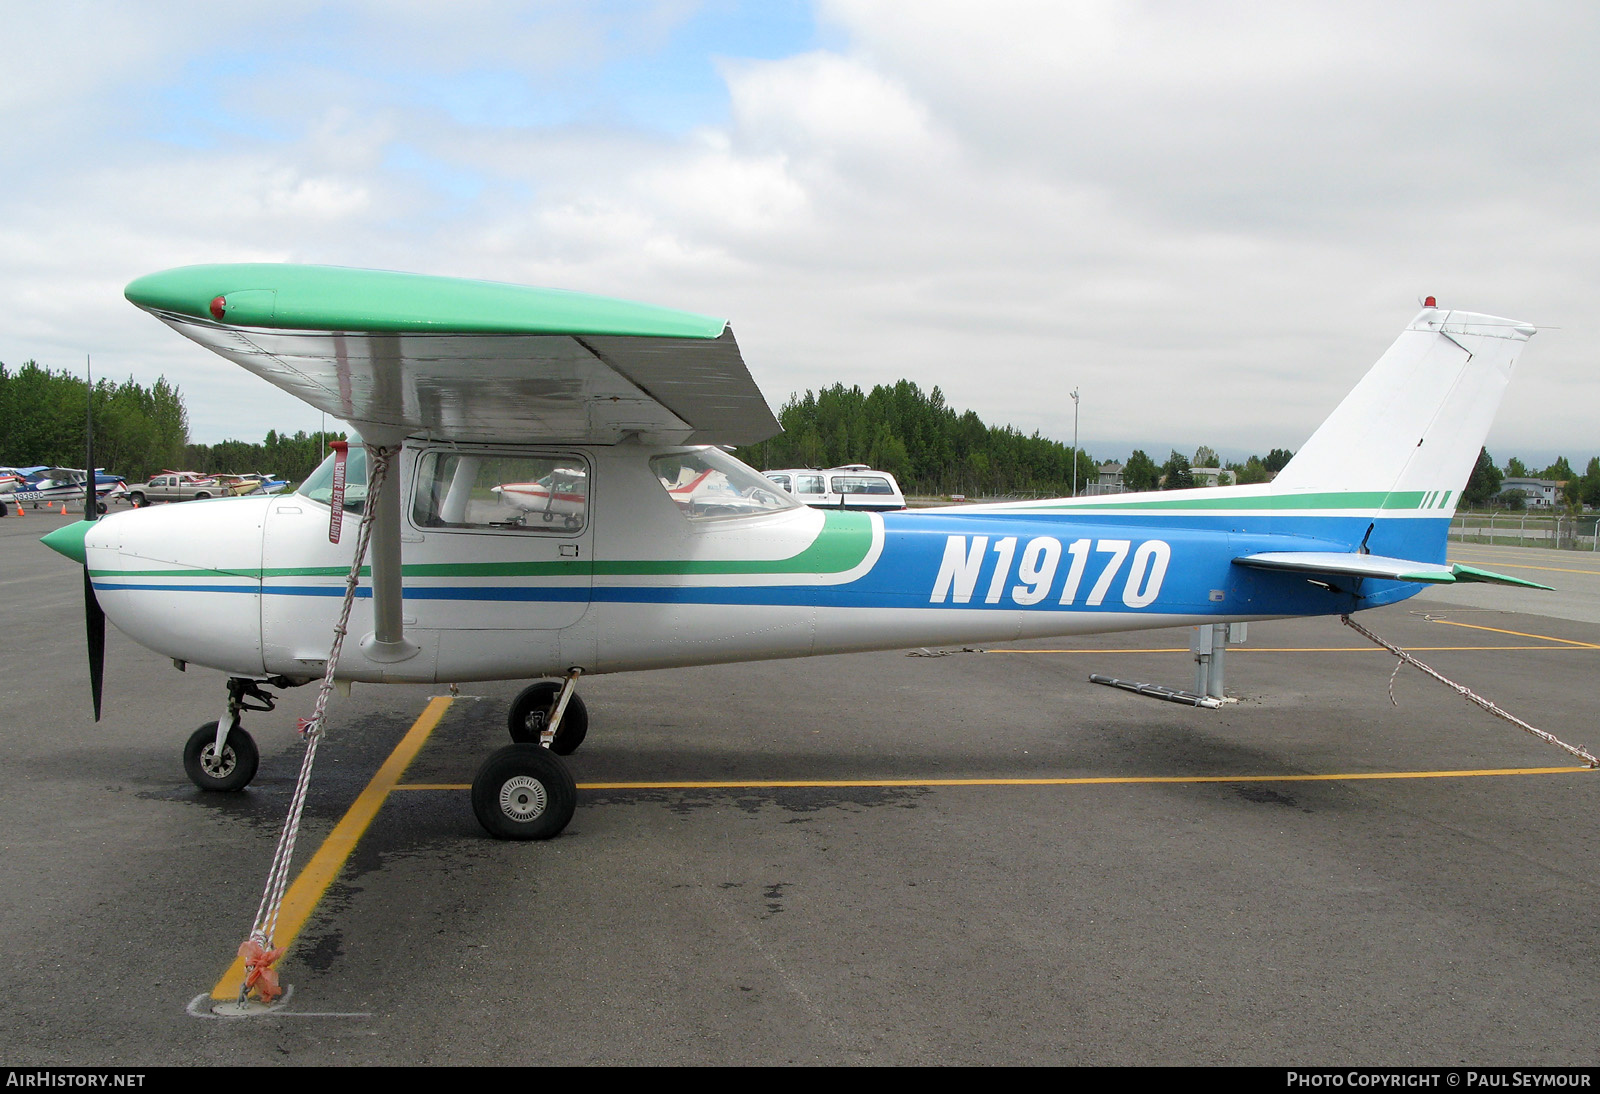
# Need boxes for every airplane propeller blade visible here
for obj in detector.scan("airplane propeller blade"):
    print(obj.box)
[84,567,104,722]
[83,353,103,722]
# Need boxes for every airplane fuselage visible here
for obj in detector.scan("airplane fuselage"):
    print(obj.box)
[80,440,1437,685]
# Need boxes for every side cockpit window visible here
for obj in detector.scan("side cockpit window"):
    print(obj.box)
[412,451,588,533]
[650,448,799,522]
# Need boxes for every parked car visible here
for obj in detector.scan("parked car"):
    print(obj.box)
[762,465,907,511]
[126,472,224,506]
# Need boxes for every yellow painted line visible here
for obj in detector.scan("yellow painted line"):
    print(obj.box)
[392,767,1593,793]
[983,645,1588,654]
[210,695,454,1000]
[1426,618,1600,649]
[1448,556,1600,577]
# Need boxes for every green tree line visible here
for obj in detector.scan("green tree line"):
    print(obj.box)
[0,360,188,480]
[745,381,1098,497]
[0,359,344,486]
[183,429,346,487]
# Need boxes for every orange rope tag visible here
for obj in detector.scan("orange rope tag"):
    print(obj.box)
[238,937,287,1003]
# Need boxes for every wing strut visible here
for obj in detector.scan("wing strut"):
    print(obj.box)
[357,440,417,664]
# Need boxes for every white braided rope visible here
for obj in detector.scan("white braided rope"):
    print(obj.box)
[1341,613,1599,767]
[241,446,394,992]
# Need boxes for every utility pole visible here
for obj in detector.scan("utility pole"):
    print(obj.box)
[1071,388,1080,497]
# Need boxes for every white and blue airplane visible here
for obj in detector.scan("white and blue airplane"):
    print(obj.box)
[42,266,1546,840]
[4,467,124,513]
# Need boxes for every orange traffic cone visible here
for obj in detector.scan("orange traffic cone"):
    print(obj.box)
[60,502,68,515]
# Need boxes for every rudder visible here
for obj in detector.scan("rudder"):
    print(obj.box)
[1271,304,1535,513]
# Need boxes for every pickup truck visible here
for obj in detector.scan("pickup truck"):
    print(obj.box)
[126,473,224,506]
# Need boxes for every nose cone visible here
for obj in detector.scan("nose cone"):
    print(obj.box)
[40,520,91,565]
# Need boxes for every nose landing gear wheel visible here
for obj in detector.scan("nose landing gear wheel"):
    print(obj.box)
[183,723,259,792]
[507,682,588,755]
[472,744,576,840]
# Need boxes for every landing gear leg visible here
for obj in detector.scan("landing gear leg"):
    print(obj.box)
[477,668,583,838]
[183,678,276,792]
[507,669,588,754]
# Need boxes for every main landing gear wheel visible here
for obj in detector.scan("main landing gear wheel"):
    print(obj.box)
[472,744,576,840]
[507,682,588,755]
[183,722,259,792]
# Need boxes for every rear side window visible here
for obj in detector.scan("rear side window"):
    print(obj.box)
[795,474,825,495]
[831,474,894,495]
[412,451,587,533]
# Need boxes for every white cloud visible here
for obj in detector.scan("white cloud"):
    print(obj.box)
[1,0,1596,465]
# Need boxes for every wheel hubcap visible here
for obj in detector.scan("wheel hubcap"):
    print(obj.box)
[201,744,236,778]
[499,776,547,821]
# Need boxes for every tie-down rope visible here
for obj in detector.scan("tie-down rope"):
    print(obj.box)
[1341,613,1598,768]
[237,444,396,1005]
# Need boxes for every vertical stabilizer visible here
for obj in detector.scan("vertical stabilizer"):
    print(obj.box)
[1272,306,1535,512]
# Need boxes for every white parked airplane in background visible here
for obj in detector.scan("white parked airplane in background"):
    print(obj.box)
[42,266,1544,841]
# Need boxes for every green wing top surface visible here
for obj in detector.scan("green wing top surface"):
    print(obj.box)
[125,264,727,338]
[125,264,780,446]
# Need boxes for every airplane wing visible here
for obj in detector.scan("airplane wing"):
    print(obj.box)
[124,264,781,446]
[1234,552,1552,590]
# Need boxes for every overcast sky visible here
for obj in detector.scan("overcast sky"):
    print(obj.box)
[3,0,1595,467]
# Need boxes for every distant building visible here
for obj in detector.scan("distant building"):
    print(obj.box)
[1191,467,1235,488]
[1087,461,1124,496]
[1497,477,1562,507]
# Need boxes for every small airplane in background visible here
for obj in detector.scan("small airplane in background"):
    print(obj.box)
[3,467,125,515]
[41,266,1545,841]
[490,468,587,527]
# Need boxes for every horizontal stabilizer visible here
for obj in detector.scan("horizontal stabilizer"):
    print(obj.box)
[1233,552,1551,590]
[1447,562,1554,590]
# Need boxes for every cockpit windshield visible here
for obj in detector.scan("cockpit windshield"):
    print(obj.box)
[298,444,368,512]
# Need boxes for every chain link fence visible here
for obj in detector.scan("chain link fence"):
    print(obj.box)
[1450,512,1600,551]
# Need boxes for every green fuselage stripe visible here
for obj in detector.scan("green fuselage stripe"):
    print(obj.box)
[1011,490,1429,513]
[90,511,874,581]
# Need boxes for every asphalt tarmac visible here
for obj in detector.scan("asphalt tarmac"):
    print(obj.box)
[2,507,1597,1066]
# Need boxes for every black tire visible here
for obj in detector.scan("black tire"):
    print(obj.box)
[95,501,108,515]
[183,722,259,792]
[194,491,211,501]
[129,492,146,508]
[0,501,8,518]
[471,744,576,840]
[507,682,588,755]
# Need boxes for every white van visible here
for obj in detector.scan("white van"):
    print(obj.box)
[763,465,907,511]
